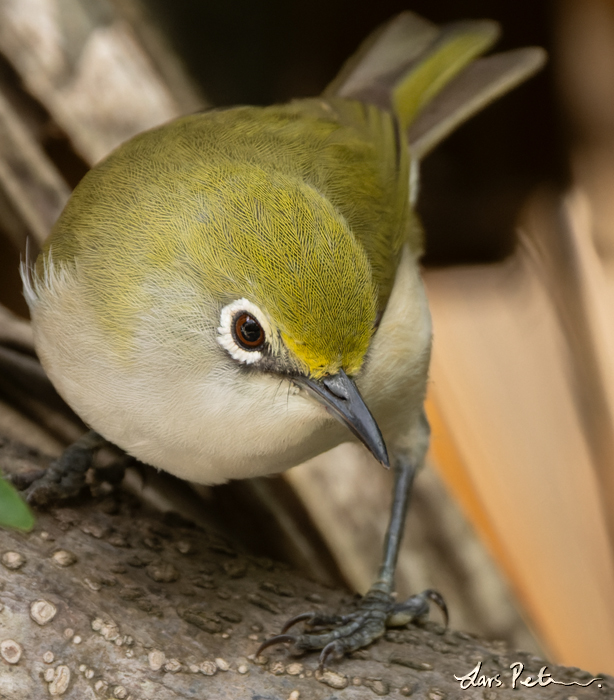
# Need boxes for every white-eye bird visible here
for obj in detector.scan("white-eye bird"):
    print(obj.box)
[22,12,545,666]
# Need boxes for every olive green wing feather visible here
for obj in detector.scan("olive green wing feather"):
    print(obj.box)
[326,11,545,158]
[407,47,546,159]
[324,12,442,103]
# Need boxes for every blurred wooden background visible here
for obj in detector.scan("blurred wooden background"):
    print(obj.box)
[1,0,613,677]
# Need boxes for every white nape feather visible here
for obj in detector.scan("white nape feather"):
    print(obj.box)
[19,239,39,308]
[20,244,75,309]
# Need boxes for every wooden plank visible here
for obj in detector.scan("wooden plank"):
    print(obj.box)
[0,90,70,247]
[424,215,614,671]
[0,0,193,165]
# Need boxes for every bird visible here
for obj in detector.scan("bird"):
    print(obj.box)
[21,12,545,668]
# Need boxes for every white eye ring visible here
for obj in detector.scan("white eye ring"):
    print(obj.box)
[217,298,270,364]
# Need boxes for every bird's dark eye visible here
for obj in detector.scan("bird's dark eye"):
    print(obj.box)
[233,312,265,350]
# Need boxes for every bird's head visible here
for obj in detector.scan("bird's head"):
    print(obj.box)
[203,166,390,467]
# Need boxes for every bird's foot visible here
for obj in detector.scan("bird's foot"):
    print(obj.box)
[17,431,123,506]
[257,587,447,670]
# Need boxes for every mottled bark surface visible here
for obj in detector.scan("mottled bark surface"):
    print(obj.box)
[0,439,611,700]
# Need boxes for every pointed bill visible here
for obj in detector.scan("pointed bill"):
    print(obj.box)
[294,369,390,468]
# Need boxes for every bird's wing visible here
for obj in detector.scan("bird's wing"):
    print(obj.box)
[325,11,546,160]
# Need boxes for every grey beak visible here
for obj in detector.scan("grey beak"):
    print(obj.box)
[294,369,390,468]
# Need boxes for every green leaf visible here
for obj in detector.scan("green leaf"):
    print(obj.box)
[0,476,35,531]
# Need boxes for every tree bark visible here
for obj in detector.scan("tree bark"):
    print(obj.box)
[0,438,610,700]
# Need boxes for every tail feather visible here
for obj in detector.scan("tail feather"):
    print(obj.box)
[391,20,499,131]
[408,46,547,159]
[324,12,440,103]
[326,12,545,160]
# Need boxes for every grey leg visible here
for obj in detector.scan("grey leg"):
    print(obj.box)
[257,412,447,669]
[372,454,418,593]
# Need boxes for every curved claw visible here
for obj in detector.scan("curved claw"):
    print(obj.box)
[255,634,296,657]
[318,640,343,671]
[281,612,316,633]
[423,589,449,629]
[255,587,448,669]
